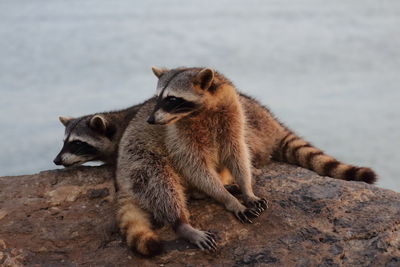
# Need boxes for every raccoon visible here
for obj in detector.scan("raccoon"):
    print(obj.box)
[115,67,268,256]
[53,104,141,167]
[54,95,376,185]
[54,68,377,256]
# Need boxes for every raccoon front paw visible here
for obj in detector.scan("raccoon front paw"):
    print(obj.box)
[246,197,268,212]
[234,208,261,224]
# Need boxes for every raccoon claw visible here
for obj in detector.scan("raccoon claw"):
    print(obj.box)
[205,231,217,251]
[251,206,264,214]
[206,231,216,240]
[246,208,261,218]
[177,224,217,252]
[260,198,268,208]
[235,209,257,224]
[246,198,268,210]
[196,231,217,251]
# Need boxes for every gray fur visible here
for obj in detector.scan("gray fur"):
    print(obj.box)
[54,103,142,167]
[116,67,268,250]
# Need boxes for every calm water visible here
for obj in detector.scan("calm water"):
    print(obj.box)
[0,0,399,191]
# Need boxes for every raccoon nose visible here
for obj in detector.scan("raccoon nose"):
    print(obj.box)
[53,155,62,165]
[147,115,156,124]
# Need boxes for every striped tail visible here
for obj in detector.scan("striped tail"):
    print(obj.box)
[117,195,163,257]
[272,130,377,184]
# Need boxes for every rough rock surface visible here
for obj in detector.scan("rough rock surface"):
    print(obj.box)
[0,163,399,266]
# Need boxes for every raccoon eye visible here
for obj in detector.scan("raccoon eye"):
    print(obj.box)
[72,140,83,146]
[166,97,178,102]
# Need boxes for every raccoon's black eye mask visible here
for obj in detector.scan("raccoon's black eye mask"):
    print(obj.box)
[161,96,198,114]
[67,140,99,156]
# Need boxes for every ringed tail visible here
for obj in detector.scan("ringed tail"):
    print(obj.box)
[117,196,163,257]
[272,130,377,184]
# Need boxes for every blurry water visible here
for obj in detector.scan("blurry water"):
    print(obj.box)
[0,0,399,191]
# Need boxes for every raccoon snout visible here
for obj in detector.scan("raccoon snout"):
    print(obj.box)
[147,115,156,124]
[53,155,63,165]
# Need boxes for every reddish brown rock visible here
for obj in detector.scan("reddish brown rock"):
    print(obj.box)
[0,163,399,266]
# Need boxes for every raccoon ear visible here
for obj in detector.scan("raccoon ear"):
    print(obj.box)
[89,115,108,134]
[59,116,73,127]
[193,68,214,91]
[151,66,168,78]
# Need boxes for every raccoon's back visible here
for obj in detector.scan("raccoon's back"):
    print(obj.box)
[119,97,168,157]
[239,93,285,166]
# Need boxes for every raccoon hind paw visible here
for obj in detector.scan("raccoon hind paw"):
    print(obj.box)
[176,224,217,251]
[195,231,217,251]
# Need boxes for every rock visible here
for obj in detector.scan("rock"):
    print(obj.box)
[0,163,399,266]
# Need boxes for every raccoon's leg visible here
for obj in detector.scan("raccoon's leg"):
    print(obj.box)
[147,164,217,251]
[224,143,268,212]
[116,193,163,257]
[189,185,241,200]
[118,155,217,252]
[189,168,240,199]
[184,162,260,223]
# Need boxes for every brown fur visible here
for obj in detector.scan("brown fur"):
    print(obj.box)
[272,129,377,183]
[117,194,162,256]
[57,68,377,257]
[115,68,266,255]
